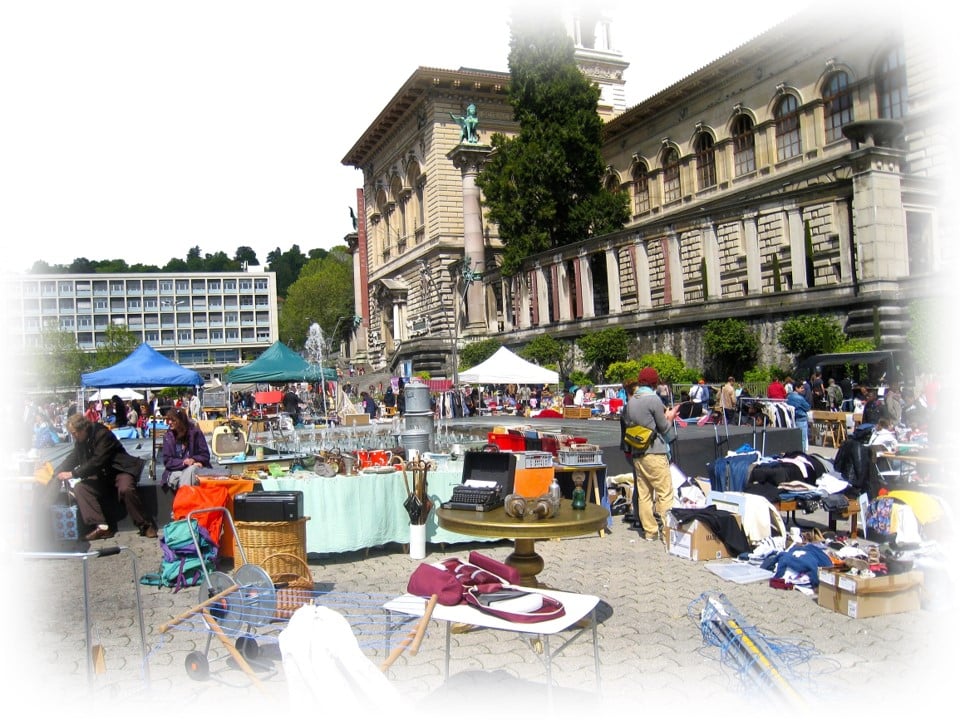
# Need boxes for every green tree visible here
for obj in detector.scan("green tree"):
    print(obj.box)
[638,353,694,384]
[475,7,629,277]
[33,329,89,390]
[605,360,642,386]
[577,327,629,382]
[778,315,845,362]
[234,246,260,267]
[93,324,140,371]
[703,318,760,378]
[459,338,502,370]
[906,298,940,373]
[203,251,237,272]
[267,245,308,298]
[519,335,566,367]
[279,248,354,351]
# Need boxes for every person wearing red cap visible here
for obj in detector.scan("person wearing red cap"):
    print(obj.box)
[622,367,680,541]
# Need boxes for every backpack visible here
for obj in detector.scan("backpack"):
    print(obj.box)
[140,518,219,592]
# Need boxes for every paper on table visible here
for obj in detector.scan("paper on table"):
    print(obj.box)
[464,479,498,488]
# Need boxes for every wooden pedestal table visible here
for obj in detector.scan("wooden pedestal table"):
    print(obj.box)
[437,500,608,587]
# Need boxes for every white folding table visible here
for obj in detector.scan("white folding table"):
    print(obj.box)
[384,587,601,699]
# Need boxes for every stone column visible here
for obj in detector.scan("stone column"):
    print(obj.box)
[848,146,908,284]
[743,210,761,294]
[605,245,622,313]
[787,207,805,290]
[447,143,491,335]
[702,219,721,300]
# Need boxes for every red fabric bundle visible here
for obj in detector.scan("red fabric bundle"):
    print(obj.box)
[406,552,565,623]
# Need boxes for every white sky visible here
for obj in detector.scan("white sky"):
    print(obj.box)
[6,0,935,275]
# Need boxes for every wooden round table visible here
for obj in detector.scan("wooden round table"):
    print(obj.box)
[437,500,608,586]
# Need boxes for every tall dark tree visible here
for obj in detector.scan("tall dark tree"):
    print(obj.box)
[234,246,260,267]
[475,7,629,276]
[267,245,308,298]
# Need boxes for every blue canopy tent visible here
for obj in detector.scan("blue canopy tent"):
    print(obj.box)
[81,342,203,482]
[81,342,203,388]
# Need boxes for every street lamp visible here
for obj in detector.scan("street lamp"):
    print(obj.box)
[418,258,480,387]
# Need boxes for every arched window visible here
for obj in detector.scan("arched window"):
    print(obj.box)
[662,147,681,204]
[732,114,756,176]
[694,132,716,190]
[775,94,801,161]
[823,71,853,143]
[877,45,907,119]
[633,162,650,215]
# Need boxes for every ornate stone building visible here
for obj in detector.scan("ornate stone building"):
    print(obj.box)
[342,5,947,379]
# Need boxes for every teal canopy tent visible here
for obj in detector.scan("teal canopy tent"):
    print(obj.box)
[225,341,337,384]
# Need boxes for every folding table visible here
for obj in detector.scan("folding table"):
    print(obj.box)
[384,587,601,701]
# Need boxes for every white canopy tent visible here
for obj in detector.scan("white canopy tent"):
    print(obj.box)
[458,346,559,385]
[87,387,144,402]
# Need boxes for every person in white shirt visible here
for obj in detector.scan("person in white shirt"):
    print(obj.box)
[689,379,706,416]
[573,386,585,407]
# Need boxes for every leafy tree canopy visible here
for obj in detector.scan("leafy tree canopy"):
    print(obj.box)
[27,247,264,275]
[475,7,629,276]
[778,315,845,362]
[459,339,503,370]
[703,318,760,379]
[577,327,629,382]
[92,324,140,372]
[278,248,354,351]
[638,353,696,384]
[33,329,90,390]
[519,335,567,367]
[906,299,941,374]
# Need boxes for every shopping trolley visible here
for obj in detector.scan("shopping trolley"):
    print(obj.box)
[158,506,435,690]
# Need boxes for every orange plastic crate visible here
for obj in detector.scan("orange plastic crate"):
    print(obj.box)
[487,432,525,451]
[514,467,555,498]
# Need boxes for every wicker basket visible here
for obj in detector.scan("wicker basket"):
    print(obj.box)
[263,552,315,620]
[234,517,310,575]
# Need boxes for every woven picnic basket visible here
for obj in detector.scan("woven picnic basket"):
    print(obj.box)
[262,552,315,620]
[234,517,309,573]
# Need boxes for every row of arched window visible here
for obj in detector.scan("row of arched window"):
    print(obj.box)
[617,45,907,215]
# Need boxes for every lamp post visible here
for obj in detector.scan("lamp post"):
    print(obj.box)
[419,258,480,387]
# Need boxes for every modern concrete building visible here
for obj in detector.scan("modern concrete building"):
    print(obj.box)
[341,4,948,380]
[5,270,279,386]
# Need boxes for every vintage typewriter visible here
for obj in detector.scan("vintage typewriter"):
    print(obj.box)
[442,450,517,512]
[443,480,506,512]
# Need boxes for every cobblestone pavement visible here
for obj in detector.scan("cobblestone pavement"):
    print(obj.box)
[5,439,957,720]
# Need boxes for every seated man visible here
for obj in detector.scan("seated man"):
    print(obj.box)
[55,413,157,540]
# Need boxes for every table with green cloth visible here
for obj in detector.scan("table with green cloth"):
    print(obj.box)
[259,464,499,554]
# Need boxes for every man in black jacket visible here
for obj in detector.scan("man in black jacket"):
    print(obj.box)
[55,413,157,541]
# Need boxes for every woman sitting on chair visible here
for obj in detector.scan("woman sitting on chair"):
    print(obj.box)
[161,407,211,491]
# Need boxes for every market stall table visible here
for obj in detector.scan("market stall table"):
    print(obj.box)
[437,501,608,587]
[260,464,498,554]
[215,452,306,473]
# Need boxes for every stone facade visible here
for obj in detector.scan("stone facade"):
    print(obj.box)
[343,4,947,379]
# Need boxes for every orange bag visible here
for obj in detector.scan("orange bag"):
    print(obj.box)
[172,485,230,547]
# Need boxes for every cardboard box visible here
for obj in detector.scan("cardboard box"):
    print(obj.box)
[818,569,923,618]
[665,516,736,561]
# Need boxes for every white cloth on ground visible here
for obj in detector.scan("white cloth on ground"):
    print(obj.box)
[279,604,409,714]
